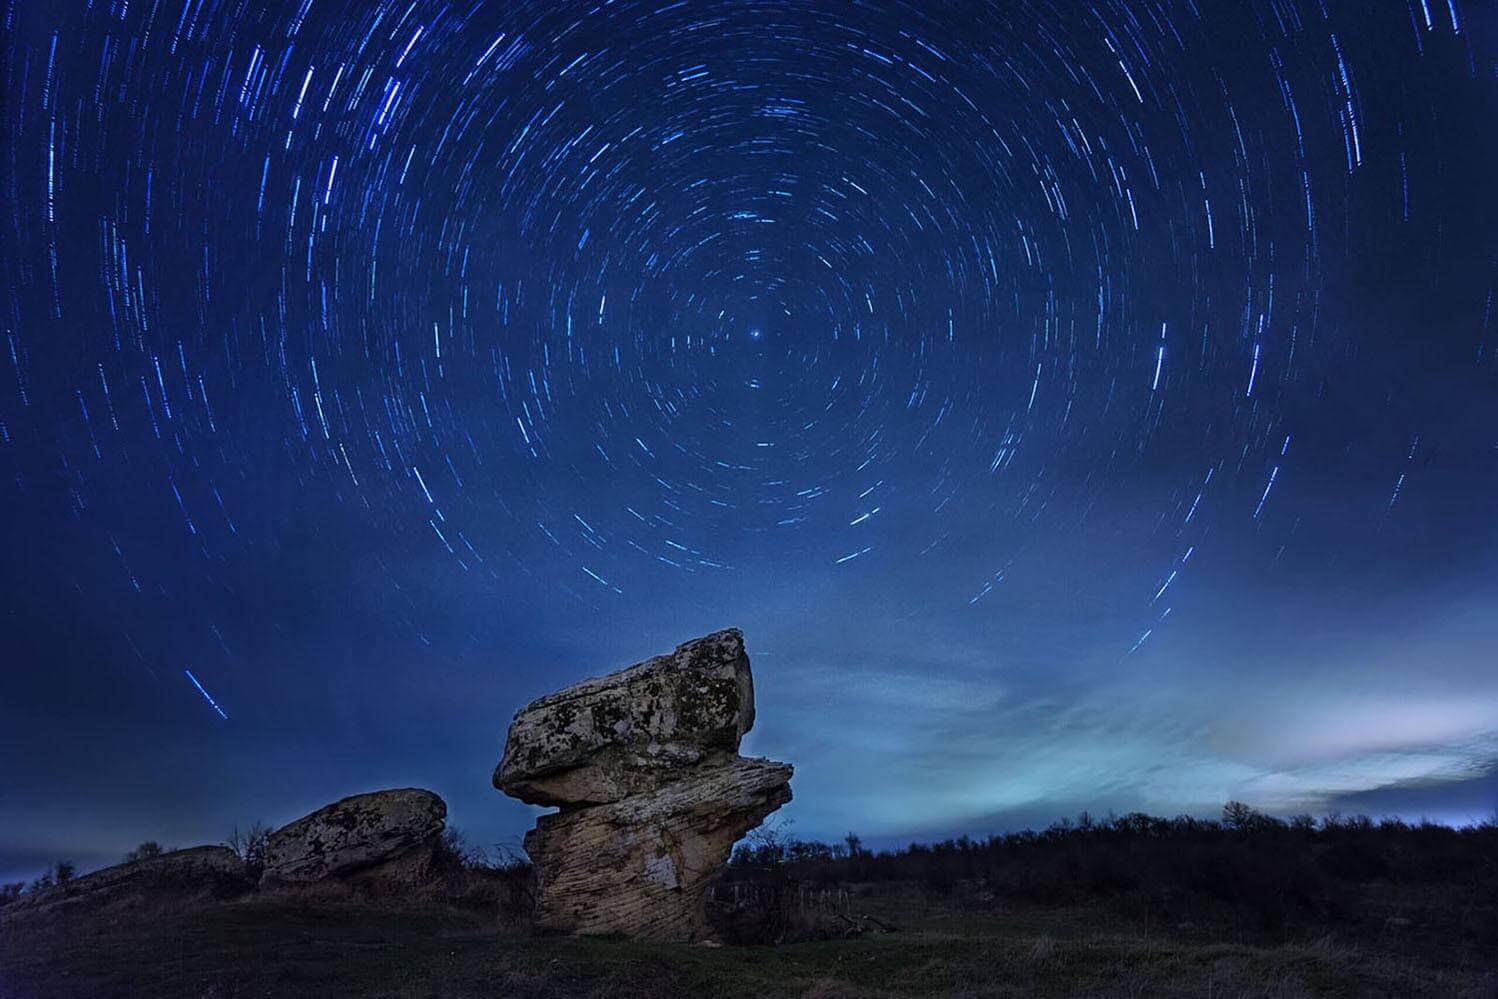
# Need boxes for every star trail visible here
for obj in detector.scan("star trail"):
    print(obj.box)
[2,1,1497,878]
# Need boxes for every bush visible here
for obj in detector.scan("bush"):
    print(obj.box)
[225,822,272,882]
[426,826,534,923]
[26,861,75,894]
[707,868,853,944]
[123,841,165,863]
[431,826,478,872]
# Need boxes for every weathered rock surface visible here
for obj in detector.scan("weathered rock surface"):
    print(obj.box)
[496,628,755,807]
[525,756,792,940]
[260,788,446,886]
[495,629,793,942]
[2,846,246,919]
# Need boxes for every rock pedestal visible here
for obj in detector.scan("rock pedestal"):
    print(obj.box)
[495,629,792,942]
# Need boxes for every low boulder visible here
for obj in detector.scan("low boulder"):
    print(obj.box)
[260,788,446,886]
[2,846,246,920]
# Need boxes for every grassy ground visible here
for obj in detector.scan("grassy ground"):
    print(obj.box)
[2,891,1492,999]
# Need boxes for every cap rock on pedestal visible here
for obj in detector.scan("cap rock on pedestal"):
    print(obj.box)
[494,628,793,942]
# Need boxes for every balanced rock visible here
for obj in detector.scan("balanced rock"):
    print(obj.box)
[260,788,446,886]
[495,629,792,942]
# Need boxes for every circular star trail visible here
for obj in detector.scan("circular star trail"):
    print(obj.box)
[3,1,1496,846]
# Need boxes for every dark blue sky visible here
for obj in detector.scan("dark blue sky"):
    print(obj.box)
[3,0,1496,884]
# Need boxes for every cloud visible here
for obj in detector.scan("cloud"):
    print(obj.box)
[758,604,1498,837]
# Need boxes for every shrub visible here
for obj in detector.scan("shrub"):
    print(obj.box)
[124,841,165,863]
[431,826,478,872]
[26,861,75,894]
[225,822,272,882]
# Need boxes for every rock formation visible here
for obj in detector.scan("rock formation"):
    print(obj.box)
[259,787,446,887]
[1,846,246,920]
[494,628,792,942]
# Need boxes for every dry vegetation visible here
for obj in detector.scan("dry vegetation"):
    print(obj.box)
[1,805,1493,998]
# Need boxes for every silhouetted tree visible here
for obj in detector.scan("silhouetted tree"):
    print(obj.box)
[1222,801,1258,831]
[27,861,74,893]
[124,841,165,863]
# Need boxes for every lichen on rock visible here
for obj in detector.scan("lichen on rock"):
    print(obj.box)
[494,629,793,942]
[259,787,446,887]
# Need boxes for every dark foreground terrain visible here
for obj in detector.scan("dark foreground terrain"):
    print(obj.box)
[1,888,1493,999]
[3,807,1494,998]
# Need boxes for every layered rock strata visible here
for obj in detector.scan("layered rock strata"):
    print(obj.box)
[495,629,792,941]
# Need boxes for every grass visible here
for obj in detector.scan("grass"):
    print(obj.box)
[3,890,1492,999]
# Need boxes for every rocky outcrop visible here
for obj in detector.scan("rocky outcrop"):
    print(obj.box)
[2,846,246,919]
[260,788,446,887]
[495,629,792,942]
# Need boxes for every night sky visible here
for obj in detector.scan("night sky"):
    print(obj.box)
[3,0,1497,884]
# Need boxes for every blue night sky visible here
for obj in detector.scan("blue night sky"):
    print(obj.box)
[2,0,1496,884]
